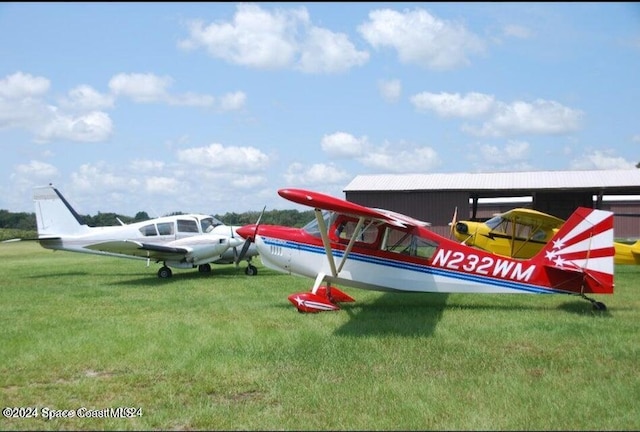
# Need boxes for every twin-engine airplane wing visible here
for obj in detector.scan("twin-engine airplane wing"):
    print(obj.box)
[32,185,259,278]
[237,188,615,313]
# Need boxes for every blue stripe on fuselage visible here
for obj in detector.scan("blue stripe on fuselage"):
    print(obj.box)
[262,237,556,295]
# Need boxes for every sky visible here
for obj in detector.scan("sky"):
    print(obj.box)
[1,2,639,217]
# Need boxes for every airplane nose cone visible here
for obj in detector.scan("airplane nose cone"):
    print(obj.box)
[229,237,244,248]
[237,224,257,240]
[455,222,468,234]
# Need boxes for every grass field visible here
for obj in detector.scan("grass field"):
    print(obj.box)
[0,241,638,431]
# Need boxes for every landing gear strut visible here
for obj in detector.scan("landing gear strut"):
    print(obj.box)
[581,294,607,311]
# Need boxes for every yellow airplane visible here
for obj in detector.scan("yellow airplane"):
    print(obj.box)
[451,207,640,265]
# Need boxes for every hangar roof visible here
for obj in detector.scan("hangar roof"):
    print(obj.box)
[344,169,640,197]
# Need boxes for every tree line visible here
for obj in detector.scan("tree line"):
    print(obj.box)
[0,208,316,233]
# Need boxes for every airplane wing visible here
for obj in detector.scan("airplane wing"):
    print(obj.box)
[85,240,191,261]
[501,208,565,229]
[278,188,426,228]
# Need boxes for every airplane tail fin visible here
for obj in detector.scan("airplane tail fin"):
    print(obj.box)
[33,185,90,237]
[533,207,614,294]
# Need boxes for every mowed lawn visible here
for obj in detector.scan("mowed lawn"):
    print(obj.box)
[0,242,638,431]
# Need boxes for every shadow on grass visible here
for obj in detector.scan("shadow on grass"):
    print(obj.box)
[105,264,279,286]
[334,292,449,338]
[557,300,614,317]
[331,293,613,338]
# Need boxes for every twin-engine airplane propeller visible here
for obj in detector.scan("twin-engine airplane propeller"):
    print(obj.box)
[237,188,615,313]
[451,207,640,265]
[32,185,259,278]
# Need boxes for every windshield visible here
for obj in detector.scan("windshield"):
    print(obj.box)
[485,215,504,230]
[201,216,224,233]
[302,210,336,238]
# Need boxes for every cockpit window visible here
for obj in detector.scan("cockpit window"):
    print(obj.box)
[302,210,336,238]
[157,222,174,236]
[200,217,222,233]
[382,227,438,259]
[485,215,504,230]
[334,219,380,245]
[139,224,158,237]
[177,219,199,233]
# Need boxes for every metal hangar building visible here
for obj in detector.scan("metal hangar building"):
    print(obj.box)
[343,169,640,240]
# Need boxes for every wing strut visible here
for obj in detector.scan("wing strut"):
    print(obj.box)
[311,209,365,298]
[315,208,338,277]
[337,217,365,273]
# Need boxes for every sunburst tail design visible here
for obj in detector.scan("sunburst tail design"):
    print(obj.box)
[533,207,614,294]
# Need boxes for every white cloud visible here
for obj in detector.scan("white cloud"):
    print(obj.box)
[378,79,402,103]
[218,91,247,111]
[179,3,368,74]
[108,72,240,110]
[0,72,52,130]
[176,142,270,173]
[466,99,583,137]
[59,85,115,111]
[230,174,266,189]
[284,162,350,185]
[570,150,635,170]
[35,110,113,143]
[321,131,440,173]
[109,73,172,103]
[358,8,485,70]
[14,160,59,178]
[480,141,530,162]
[0,72,113,143]
[129,159,166,172]
[297,26,369,74]
[71,162,138,192]
[321,132,368,158]
[359,144,441,173]
[145,176,183,194]
[411,91,495,118]
[0,72,49,99]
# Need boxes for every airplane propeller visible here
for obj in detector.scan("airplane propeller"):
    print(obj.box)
[230,225,239,265]
[448,206,458,240]
[234,205,266,266]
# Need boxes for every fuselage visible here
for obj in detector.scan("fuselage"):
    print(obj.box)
[38,214,255,266]
[245,209,612,296]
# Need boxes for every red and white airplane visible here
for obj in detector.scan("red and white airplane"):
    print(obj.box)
[237,188,615,313]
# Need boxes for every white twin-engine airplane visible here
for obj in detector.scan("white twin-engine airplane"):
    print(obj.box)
[33,185,259,278]
[236,188,615,313]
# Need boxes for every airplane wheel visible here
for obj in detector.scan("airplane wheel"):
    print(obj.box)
[198,264,211,273]
[158,266,172,278]
[245,264,258,276]
[592,301,607,311]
